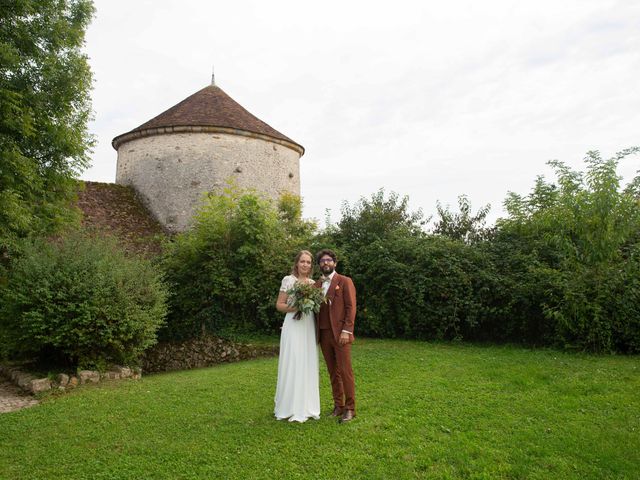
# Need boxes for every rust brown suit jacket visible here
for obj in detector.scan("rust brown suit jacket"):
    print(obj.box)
[315,273,357,344]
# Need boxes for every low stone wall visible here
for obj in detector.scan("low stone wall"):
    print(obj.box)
[0,336,278,394]
[0,364,141,395]
[141,335,279,373]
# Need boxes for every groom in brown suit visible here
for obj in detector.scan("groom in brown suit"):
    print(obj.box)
[315,249,357,423]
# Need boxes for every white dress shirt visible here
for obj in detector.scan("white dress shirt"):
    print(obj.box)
[321,271,335,296]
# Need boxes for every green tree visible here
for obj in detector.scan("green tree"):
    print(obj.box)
[496,148,640,352]
[331,189,427,273]
[432,194,491,244]
[161,186,315,340]
[0,0,95,258]
[336,189,426,247]
[323,189,431,331]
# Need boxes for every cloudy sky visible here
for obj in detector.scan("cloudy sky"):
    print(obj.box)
[83,0,640,227]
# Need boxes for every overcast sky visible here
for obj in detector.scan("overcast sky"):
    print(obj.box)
[83,0,640,227]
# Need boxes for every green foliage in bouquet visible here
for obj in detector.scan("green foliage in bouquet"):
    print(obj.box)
[287,282,325,319]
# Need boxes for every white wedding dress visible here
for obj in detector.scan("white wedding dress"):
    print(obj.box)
[274,275,320,422]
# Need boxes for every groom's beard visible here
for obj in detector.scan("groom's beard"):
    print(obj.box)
[321,266,334,275]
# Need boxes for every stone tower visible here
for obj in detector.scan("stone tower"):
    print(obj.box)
[112,83,304,232]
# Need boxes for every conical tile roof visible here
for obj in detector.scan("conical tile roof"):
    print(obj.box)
[112,85,303,154]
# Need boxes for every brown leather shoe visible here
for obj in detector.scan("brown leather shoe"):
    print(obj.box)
[339,410,355,423]
[329,406,344,417]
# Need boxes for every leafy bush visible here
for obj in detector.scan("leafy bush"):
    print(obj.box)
[349,233,485,340]
[490,148,640,352]
[321,149,640,353]
[432,194,492,244]
[161,186,315,340]
[328,188,426,275]
[324,190,485,340]
[472,233,561,345]
[0,233,168,368]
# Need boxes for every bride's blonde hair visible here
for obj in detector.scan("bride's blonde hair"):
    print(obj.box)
[291,250,314,278]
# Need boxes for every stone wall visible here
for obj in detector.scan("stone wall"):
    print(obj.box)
[141,335,279,374]
[0,336,278,394]
[0,364,141,395]
[116,131,301,232]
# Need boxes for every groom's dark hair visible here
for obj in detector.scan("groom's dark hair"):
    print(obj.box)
[316,249,337,264]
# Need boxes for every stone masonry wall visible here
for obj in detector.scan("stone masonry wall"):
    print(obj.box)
[0,364,141,395]
[141,335,279,374]
[116,132,301,232]
[0,337,278,396]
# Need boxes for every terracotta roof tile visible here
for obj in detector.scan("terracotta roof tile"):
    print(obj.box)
[113,85,303,152]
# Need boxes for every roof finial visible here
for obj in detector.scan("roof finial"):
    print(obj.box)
[211,65,216,86]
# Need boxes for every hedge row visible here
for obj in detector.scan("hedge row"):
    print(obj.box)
[1,149,637,367]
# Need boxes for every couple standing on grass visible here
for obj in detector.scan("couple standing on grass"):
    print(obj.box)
[274,249,357,424]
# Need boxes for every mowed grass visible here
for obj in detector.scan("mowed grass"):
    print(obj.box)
[1,339,638,479]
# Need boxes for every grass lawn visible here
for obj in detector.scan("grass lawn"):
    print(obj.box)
[1,339,638,479]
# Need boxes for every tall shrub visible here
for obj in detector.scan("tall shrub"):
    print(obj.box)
[331,190,426,297]
[348,233,484,340]
[161,186,315,339]
[432,194,492,244]
[324,189,485,340]
[496,148,640,352]
[0,233,168,368]
[472,232,561,345]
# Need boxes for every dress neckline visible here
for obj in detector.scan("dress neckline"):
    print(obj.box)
[292,274,313,284]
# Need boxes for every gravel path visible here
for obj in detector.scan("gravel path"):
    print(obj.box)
[0,380,39,413]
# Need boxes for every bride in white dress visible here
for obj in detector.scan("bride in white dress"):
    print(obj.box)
[274,250,320,422]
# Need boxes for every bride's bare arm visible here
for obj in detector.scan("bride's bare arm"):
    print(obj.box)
[276,291,296,313]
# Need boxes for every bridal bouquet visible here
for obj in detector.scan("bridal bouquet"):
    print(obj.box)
[287,282,325,320]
